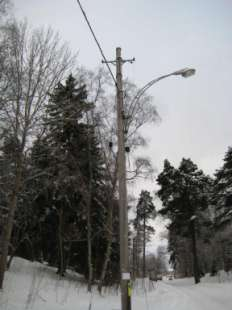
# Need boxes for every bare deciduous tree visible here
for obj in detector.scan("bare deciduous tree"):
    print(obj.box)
[78,67,159,291]
[0,20,76,288]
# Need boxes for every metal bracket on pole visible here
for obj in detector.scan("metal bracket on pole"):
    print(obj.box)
[102,57,135,66]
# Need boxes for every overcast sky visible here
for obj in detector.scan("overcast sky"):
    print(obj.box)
[13,0,232,174]
[13,0,232,248]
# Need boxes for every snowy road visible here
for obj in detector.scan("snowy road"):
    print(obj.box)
[132,279,232,310]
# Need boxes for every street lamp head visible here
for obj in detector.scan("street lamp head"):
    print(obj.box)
[173,68,196,78]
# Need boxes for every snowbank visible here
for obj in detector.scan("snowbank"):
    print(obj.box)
[0,257,232,310]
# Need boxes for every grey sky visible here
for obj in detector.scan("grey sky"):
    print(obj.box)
[13,0,232,177]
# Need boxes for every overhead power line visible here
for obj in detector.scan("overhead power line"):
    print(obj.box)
[75,0,117,86]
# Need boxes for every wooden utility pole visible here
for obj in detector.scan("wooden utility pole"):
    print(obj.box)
[116,46,130,310]
[103,47,134,310]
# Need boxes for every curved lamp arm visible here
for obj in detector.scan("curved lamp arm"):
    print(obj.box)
[127,67,195,124]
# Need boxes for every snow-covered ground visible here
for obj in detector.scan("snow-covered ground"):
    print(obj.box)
[0,257,232,310]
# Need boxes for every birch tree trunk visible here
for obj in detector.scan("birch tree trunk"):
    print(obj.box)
[97,195,113,293]
[0,154,22,288]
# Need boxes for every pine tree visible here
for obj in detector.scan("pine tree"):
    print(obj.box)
[157,158,211,283]
[133,190,156,278]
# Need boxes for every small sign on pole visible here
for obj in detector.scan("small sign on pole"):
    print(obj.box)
[122,273,131,280]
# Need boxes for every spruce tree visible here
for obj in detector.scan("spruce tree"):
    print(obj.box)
[213,147,232,228]
[212,147,232,271]
[30,75,113,283]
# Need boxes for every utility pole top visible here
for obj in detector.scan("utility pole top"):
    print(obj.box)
[102,50,135,66]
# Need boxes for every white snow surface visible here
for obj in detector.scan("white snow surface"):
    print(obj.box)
[0,257,232,310]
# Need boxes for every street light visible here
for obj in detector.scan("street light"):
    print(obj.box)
[127,68,196,119]
[173,67,196,77]
[116,58,195,310]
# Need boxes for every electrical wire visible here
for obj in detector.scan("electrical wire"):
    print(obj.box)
[75,0,117,86]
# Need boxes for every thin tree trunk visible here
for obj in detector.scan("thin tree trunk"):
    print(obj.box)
[87,191,92,292]
[143,216,146,278]
[98,197,113,293]
[57,208,64,276]
[136,235,139,278]
[97,150,118,292]
[190,219,200,284]
[132,237,136,280]
[135,228,140,277]
[6,253,14,270]
[86,121,93,292]
[7,235,34,269]
[0,158,22,289]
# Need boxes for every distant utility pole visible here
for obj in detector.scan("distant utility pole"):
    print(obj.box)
[103,47,135,310]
